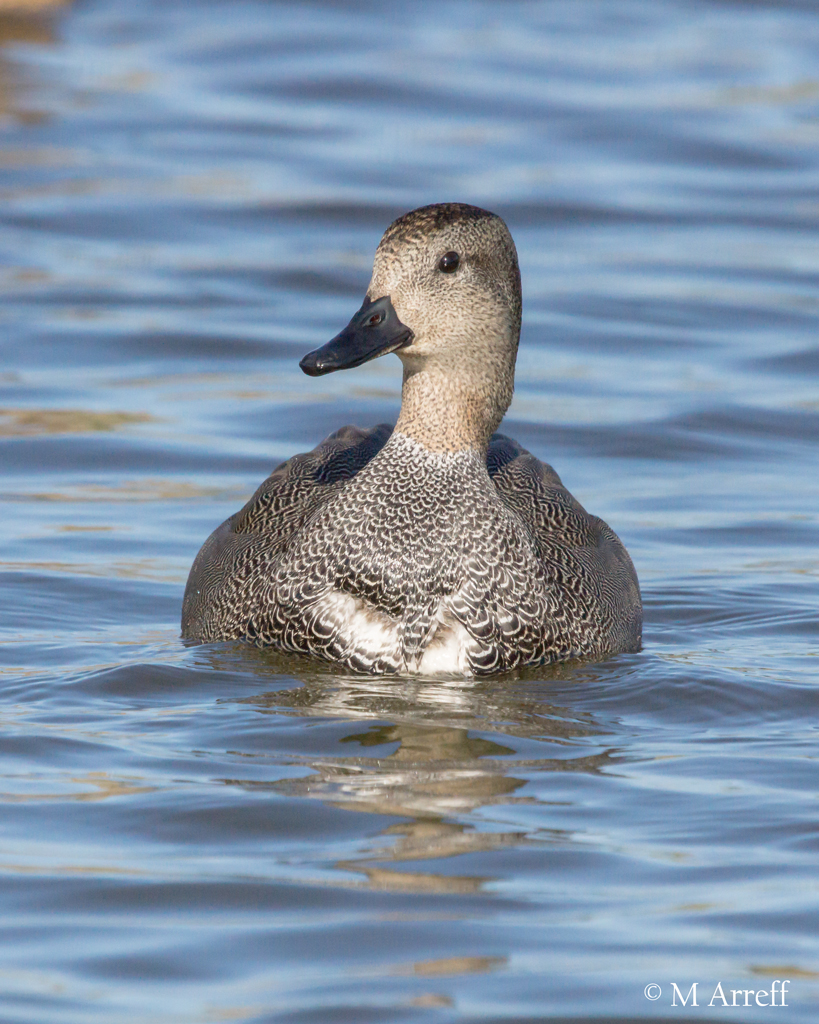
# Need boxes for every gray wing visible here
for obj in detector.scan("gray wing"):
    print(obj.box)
[181,424,392,641]
[487,433,642,658]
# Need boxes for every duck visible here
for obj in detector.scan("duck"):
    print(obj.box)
[182,202,642,675]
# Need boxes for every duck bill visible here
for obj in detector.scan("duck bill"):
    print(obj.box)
[299,295,413,376]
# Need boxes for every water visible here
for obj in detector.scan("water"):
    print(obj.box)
[1,0,818,1021]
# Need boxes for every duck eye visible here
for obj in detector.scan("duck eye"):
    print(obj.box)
[438,251,460,274]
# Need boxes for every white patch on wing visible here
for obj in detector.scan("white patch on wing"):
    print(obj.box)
[314,589,401,661]
[314,590,473,676]
[417,619,471,676]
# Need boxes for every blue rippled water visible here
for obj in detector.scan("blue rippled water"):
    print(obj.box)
[0,1,818,1021]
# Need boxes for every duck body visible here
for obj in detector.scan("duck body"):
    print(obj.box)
[183,425,641,674]
[182,203,642,675]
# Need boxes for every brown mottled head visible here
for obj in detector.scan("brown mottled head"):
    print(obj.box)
[302,202,523,451]
[370,203,521,358]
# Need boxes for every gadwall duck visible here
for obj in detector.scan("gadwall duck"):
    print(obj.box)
[182,203,642,674]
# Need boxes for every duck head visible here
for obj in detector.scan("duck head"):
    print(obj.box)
[301,203,522,451]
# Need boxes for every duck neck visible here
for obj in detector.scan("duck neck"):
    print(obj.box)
[394,357,514,455]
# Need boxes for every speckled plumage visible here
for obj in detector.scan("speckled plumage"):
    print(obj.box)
[182,203,642,675]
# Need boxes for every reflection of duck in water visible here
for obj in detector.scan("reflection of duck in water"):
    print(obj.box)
[233,677,622,894]
[183,203,641,675]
